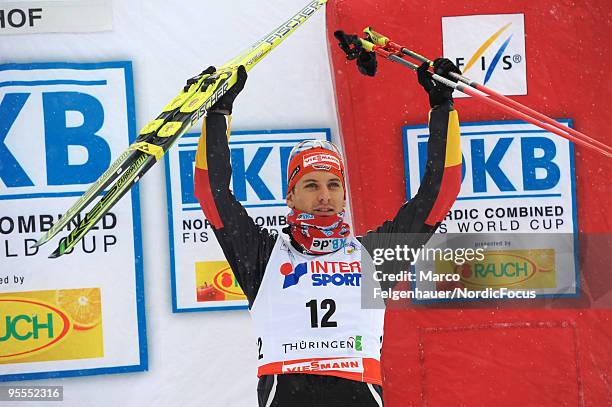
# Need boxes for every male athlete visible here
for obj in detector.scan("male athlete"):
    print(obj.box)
[193,39,462,406]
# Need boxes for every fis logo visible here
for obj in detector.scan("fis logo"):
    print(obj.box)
[442,14,527,96]
[459,22,515,84]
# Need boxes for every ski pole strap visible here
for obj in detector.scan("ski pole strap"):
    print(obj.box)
[335,30,395,59]
[339,28,458,90]
[334,30,364,60]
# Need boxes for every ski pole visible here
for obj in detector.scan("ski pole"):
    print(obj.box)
[357,37,612,158]
[362,27,612,158]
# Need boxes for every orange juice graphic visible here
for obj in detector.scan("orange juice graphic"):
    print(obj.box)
[0,288,104,364]
[195,261,246,302]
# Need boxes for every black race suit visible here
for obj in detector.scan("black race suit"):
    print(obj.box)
[194,101,461,406]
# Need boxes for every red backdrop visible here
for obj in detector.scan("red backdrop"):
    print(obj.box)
[327,0,611,405]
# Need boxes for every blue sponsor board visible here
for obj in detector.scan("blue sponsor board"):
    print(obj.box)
[402,119,578,299]
[165,128,332,312]
[0,62,147,381]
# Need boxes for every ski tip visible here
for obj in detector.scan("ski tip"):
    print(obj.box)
[48,249,61,259]
[32,238,46,248]
[49,237,67,259]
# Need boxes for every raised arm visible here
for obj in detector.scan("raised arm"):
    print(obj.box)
[353,59,462,294]
[194,66,277,307]
[363,59,462,241]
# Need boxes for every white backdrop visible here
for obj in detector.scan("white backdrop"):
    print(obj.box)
[0,0,340,405]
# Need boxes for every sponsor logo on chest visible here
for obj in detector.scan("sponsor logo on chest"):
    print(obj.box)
[280,260,362,289]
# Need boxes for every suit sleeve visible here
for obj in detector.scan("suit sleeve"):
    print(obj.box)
[363,100,462,238]
[360,101,462,290]
[193,113,277,307]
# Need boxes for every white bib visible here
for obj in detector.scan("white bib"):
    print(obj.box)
[250,235,385,384]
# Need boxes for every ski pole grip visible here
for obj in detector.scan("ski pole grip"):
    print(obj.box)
[363,27,388,46]
[358,38,376,52]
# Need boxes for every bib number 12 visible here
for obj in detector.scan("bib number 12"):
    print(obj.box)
[305,299,337,328]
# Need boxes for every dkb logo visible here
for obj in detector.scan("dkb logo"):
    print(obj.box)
[404,120,573,199]
[174,130,332,208]
[0,62,135,197]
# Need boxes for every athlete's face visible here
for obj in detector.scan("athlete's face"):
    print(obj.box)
[287,171,345,216]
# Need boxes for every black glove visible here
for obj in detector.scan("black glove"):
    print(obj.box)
[208,65,248,115]
[356,49,377,77]
[334,30,377,77]
[334,30,362,59]
[417,58,461,107]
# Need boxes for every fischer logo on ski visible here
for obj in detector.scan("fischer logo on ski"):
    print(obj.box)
[264,0,322,45]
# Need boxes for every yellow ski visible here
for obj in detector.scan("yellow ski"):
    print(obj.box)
[39,0,327,258]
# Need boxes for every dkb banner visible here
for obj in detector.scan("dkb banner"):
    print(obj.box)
[327,1,610,405]
[403,119,578,297]
[0,62,147,381]
[165,128,331,312]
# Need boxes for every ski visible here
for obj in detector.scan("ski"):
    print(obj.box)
[34,147,137,248]
[40,0,327,258]
[51,151,155,258]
